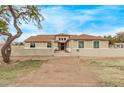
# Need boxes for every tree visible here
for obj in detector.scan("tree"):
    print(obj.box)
[0,5,43,63]
[104,35,116,45]
[0,20,8,31]
[115,32,124,43]
[0,20,8,43]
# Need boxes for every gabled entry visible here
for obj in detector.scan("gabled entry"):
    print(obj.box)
[58,43,66,50]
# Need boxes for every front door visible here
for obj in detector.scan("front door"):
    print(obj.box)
[58,43,65,50]
[61,43,65,50]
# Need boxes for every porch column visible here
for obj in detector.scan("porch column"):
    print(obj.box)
[58,42,60,51]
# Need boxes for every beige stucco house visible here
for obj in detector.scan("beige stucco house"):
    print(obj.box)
[24,33,109,52]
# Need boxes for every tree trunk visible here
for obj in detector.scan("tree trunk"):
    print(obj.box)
[1,36,12,63]
[0,5,23,64]
[1,44,11,63]
[1,33,22,63]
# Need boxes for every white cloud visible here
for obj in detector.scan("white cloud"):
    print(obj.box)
[1,5,124,42]
[41,6,98,34]
[89,27,124,36]
[41,5,124,35]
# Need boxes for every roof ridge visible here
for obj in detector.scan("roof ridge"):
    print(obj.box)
[25,34,107,42]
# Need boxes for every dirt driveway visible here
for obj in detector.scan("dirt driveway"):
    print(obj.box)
[14,57,100,87]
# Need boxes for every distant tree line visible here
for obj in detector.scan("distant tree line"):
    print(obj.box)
[104,32,124,45]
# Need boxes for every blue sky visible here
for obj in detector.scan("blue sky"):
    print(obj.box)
[5,5,124,42]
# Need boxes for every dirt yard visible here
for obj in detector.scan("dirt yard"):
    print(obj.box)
[12,57,100,87]
[1,56,124,87]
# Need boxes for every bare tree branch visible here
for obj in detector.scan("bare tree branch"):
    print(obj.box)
[0,5,43,63]
[0,31,12,36]
[16,11,31,19]
[0,7,9,15]
[8,5,22,37]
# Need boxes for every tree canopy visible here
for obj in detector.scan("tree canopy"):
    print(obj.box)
[0,20,8,32]
[0,5,44,63]
[105,31,124,45]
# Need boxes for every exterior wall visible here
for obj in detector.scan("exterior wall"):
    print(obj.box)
[66,40,109,52]
[25,42,52,49]
[56,36,69,41]
[24,43,30,49]
[67,40,109,49]
[71,40,78,48]
[1,48,124,57]
[24,40,109,51]
[70,48,124,57]
[66,40,78,52]
[0,48,53,57]
[35,43,47,49]
[99,41,109,48]
[53,42,58,50]
[66,41,72,52]
[84,41,92,48]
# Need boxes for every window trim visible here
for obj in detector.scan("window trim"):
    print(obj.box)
[93,40,99,48]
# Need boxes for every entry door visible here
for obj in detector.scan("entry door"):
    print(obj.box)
[61,43,65,50]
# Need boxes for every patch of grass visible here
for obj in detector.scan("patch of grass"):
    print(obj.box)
[0,60,44,86]
[86,58,124,87]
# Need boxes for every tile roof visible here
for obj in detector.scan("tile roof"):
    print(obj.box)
[69,34,107,40]
[55,33,70,36]
[25,34,107,42]
[25,35,55,42]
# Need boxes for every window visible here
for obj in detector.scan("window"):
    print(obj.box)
[121,45,123,48]
[93,41,99,48]
[78,41,84,48]
[58,38,66,41]
[30,42,35,48]
[47,42,52,48]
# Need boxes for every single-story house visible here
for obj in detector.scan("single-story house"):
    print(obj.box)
[24,33,109,52]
